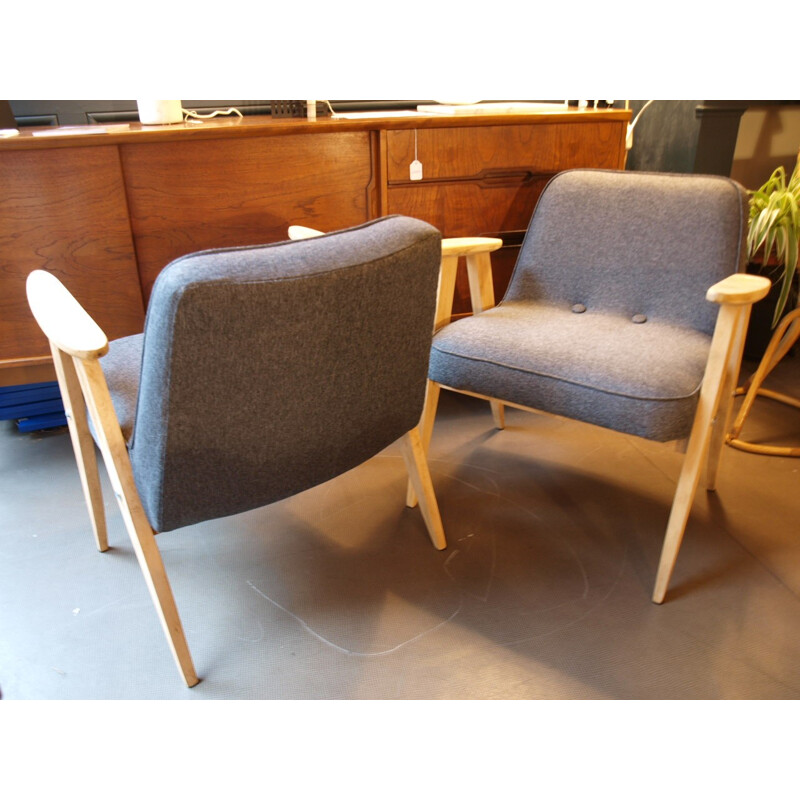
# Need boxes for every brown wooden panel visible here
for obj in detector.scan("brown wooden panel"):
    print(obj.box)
[387,179,548,315]
[0,146,144,367]
[385,120,626,315]
[121,132,374,301]
[386,177,551,237]
[386,121,626,182]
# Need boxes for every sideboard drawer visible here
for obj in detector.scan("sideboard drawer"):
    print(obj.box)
[386,122,625,183]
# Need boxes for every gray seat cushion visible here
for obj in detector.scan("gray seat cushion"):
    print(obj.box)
[430,301,712,441]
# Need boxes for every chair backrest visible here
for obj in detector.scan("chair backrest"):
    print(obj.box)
[128,216,442,532]
[504,169,748,334]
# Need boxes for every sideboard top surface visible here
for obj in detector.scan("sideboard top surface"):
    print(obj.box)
[0,108,631,152]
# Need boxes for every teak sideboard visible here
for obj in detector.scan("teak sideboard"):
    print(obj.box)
[0,107,630,387]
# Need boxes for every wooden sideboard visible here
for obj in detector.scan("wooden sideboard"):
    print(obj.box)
[0,107,629,386]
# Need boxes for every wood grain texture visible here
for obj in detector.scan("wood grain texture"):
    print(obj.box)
[0,147,144,366]
[386,122,626,182]
[121,132,374,301]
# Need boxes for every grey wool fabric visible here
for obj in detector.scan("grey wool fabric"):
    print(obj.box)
[100,216,442,532]
[429,169,748,442]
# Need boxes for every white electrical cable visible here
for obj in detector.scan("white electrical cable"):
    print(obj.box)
[182,107,243,124]
[626,100,654,150]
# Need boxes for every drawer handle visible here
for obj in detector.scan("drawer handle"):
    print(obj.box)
[478,169,535,186]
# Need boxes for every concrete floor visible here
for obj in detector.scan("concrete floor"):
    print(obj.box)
[1,358,799,700]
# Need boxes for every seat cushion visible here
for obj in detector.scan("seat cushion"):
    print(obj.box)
[429,301,713,442]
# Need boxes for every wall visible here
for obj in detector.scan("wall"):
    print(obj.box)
[6,100,428,127]
[624,100,800,184]
[624,100,704,173]
[730,104,800,189]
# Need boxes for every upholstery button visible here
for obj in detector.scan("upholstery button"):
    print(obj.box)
[632,313,647,324]
[571,303,586,313]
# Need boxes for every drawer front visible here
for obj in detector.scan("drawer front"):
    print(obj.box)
[386,122,626,183]
[386,177,551,238]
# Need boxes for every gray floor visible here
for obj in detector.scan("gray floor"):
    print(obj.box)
[1,357,799,701]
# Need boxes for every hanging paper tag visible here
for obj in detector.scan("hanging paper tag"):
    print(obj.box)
[410,159,423,181]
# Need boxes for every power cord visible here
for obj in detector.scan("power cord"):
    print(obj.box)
[625,100,654,150]
[182,107,243,124]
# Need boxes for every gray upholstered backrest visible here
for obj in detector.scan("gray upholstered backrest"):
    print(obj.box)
[129,216,442,532]
[504,169,748,334]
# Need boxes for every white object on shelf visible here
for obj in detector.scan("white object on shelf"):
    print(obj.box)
[137,100,183,125]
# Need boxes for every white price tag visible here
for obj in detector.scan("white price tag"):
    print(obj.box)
[410,159,423,181]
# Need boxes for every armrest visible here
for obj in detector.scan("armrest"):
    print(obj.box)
[441,237,503,259]
[706,273,771,305]
[433,237,505,328]
[26,270,109,360]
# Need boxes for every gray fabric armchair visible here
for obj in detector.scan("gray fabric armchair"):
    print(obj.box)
[26,216,447,687]
[417,169,770,603]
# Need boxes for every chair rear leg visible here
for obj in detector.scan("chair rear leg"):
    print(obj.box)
[400,427,446,550]
[490,401,505,429]
[51,345,108,552]
[464,250,505,430]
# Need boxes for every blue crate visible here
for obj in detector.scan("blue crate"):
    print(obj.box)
[0,381,67,431]
[16,412,68,433]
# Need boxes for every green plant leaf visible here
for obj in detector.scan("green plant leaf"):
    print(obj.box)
[747,151,800,327]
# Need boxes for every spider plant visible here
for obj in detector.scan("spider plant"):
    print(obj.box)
[746,149,800,327]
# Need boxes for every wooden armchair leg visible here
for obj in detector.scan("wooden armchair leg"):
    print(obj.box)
[116,499,200,687]
[490,401,505,430]
[406,381,441,508]
[400,427,446,550]
[653,277,769,602]
[652,301,745,604]
[51,346,108,552]
[705,305,750,491]
[653,429,713,604]
[464,248,505,429]
[77,360,199,687]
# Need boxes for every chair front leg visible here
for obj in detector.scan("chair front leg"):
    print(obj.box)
[705,304,751,491]
[652,301,747,604]
[76,358,199,688]
[653,274,771,602]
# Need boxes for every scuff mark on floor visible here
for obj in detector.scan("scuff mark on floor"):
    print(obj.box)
[246,579,463,657]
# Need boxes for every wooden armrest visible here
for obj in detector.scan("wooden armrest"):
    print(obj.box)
[706,273,771,305]
[26,270,109,360]
[441,237,503,258]
[288,225,324,240]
